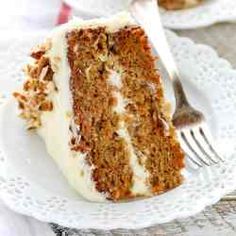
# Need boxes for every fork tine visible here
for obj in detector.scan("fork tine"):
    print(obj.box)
[180,131,211,166]
[186,153,203,169]
[177,133,203,168]
[199,126,224,162]
[190,128,219,164]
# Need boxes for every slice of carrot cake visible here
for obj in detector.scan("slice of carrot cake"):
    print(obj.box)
[159,0,203,10]
[13,12,184,202]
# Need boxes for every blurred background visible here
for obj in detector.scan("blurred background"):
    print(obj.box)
[0,0,132,32]
[0,0,61,31]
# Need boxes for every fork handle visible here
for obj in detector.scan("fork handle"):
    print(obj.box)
[130,0,189,108]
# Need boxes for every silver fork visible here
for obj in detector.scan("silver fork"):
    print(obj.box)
[130,0,224,168]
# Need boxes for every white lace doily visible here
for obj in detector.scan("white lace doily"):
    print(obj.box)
[161,0,236,29]
[0,30,236,230]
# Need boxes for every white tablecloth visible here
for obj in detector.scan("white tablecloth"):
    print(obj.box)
[0,201,54,236]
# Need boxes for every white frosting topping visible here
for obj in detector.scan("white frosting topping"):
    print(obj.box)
[49,11,135,37]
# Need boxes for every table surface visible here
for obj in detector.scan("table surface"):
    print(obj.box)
[48,23,236,236]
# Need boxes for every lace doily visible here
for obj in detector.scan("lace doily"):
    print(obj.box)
[0,30,236,230]
[161,0,236,29]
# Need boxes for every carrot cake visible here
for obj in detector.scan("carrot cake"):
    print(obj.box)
[13,12,184,202]
[159,0,203,10]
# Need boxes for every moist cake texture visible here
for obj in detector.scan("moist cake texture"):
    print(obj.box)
[14,13,184,202]
[159,0,203,10]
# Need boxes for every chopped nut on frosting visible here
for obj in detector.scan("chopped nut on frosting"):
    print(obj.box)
[14,43,55,130]
[30,39,52,59]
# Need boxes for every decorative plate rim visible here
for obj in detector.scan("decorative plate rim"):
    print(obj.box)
[161,0,236,29]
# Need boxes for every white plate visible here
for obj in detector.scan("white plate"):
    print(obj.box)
[64,0,236,29]
[161,0,236,29]
[0,30,236,230]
